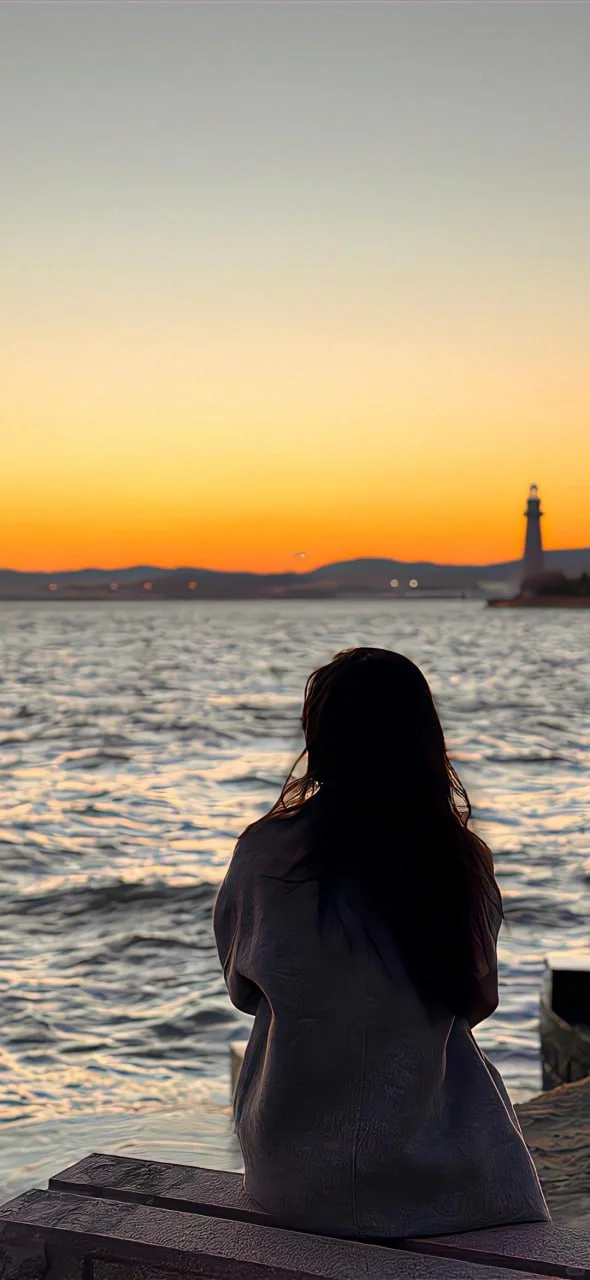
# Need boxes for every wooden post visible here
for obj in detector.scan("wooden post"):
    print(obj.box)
[540,952,590,1090]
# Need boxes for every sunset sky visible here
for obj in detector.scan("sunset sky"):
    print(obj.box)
[1,2,589,572]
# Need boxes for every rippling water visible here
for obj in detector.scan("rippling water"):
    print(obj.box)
[1,601,588,1196]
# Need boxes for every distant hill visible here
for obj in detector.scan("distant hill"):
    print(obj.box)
[310,550,590,583]
[0,549,588,599]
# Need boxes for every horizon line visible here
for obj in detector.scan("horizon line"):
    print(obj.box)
[2,544,589,578]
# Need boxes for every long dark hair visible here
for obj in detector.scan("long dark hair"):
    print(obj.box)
[261,647,501,1018]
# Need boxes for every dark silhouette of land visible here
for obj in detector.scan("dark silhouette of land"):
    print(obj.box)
[0,550,588,600]
[488,570,590,609]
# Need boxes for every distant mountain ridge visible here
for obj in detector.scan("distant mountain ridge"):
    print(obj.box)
[309,550,590,580]
[0,548,588,599]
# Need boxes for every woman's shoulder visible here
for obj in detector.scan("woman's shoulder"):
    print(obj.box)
[238,805,310,849]
[231,806,311,877]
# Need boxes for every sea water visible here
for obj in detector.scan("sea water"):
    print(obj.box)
[0,600,588,1198]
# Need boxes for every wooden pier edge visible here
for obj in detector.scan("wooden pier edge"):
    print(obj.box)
[0,1185,554,1280]
[32,1151,590,1279]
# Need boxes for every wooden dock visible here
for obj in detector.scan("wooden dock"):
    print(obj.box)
[1,1152,589,1279]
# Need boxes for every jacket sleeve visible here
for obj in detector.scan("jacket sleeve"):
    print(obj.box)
[213,852,261,1016]
[473,897,501,980]
[468,891,502,1027]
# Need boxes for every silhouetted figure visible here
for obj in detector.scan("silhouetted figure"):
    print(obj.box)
[215,648,549,1238]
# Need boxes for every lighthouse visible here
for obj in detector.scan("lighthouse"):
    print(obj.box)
[523,483,544,582]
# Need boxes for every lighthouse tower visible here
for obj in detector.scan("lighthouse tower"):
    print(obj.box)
[523,483,544,582]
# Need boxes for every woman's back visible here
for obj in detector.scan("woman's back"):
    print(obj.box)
[214,801,549,1238]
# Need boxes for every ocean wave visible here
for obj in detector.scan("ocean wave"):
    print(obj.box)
[60,751,133,768]
[485,753,573,765]
[7,876,216,918]
[503,894,585,928]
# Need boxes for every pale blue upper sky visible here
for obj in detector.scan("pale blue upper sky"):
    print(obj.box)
[3,2,588,315]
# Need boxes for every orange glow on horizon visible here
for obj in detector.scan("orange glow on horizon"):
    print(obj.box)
[1,488,585,575]
[2,320,588,573]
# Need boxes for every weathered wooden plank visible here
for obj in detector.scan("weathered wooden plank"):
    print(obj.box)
[49,1152,268,1225]
[404,1223,590,1280]
[0,1189,548,1280]
[48,1154,589,1279]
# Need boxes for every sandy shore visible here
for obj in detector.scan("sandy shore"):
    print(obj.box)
[517,1077,590,1227]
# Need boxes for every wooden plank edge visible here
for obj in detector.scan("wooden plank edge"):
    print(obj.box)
[46,1160,586,1280]
[0,1189,553,1280]
[49,1170,275,1227]
[399,1235,589,1280]
[48,1157,586,1280]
